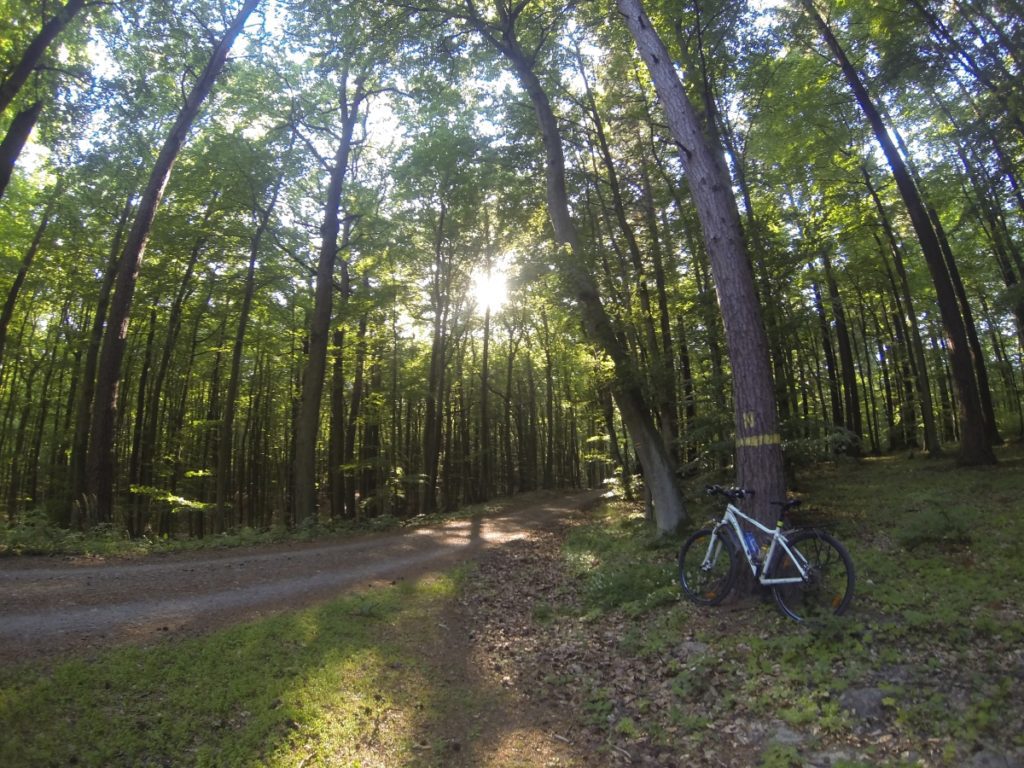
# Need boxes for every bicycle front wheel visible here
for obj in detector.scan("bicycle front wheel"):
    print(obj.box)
[679,528,736,606]
[770,529,855,623]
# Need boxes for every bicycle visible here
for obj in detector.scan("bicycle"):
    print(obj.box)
[678,485,855,623]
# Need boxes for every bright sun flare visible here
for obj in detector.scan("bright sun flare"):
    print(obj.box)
[470,266,508,314]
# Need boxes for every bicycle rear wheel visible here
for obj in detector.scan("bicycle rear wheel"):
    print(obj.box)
[770,529,855,623]
[678,528,736,606]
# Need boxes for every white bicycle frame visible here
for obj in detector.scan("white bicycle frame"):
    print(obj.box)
[706,501,809,585]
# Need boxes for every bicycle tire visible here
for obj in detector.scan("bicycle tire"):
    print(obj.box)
[770,529,855,623]
[678,527,737,606]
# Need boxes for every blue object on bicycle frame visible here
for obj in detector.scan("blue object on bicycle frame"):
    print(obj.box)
[743,532,758,559]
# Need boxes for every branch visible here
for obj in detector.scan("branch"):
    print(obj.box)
[293,125,332,172]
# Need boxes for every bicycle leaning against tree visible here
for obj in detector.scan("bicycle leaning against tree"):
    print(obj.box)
[678,485,855,623]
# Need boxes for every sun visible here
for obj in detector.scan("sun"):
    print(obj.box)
[470,265,508,315]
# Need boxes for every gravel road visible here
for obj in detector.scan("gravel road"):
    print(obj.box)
[0,490,602,664]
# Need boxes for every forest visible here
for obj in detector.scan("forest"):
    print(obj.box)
[1,0,1021,540]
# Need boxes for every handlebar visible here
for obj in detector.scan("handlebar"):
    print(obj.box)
[704,484,754,501]
[705,484,803,518]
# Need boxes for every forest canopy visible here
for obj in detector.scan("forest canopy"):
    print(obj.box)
[0,0,1021,537]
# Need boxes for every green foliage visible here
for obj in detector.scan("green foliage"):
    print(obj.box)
[891,504,973,551]
[0,509,132,556]
[613,715,640,738]
[759,743,802,768]
[564,502,677,616]
[782,421,862,469]
[583,686,616,726]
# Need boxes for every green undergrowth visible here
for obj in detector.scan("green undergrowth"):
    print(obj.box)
[564,508,679,618]
[0,493,544,558]
[0,571,480,768]
[560,444,1024,766]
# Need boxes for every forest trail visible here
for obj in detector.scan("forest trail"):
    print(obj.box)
[0,490,603,664]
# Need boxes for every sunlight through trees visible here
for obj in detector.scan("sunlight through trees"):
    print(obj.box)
[0,0,1020,534]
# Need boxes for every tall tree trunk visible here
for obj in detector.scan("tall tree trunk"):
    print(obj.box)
[216,164,285,531]
[480,303,492,499]
[359,357,382,516]
[422,204,448,515]
[501,319,521,496]
[541,312,555,489]
[0,0,88,115]
[870,304,897,450]
[600,382,633,499]
[0,191,54,372]
[128,308,157,536]
[344,310,368,518]
[86,0,260,523]
[5,358,39,520]
[618,0,786,524]
[140,204,216,495]
[863,169,941,455]
[468,8,685,533]
[478,213,494,500]
[801,0,994,465]
[329,327,347,518]
[29,313,64,505]
[0,100,43,202]
[821,247,862,442]
[813,280,844,428]
[927,206,1002,445]
[67,196,132,525]
[642,170,681,461]
[680,0,794,426]
[293,70,365,524]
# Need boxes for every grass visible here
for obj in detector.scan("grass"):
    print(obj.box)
[555,443,1024,765]
[0,572,481,768]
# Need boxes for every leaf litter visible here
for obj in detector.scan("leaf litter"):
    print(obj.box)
[456,505,1024,767]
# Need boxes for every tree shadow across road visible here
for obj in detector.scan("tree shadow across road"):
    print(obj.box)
[0,491,599,766]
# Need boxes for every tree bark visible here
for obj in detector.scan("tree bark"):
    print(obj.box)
[0,0,88,115]
[618,0,786,524]
[0,100,43,202]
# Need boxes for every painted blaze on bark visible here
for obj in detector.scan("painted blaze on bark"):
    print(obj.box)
[617,0,786,525]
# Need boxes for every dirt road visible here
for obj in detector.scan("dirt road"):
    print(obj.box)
[0,490,602,664]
